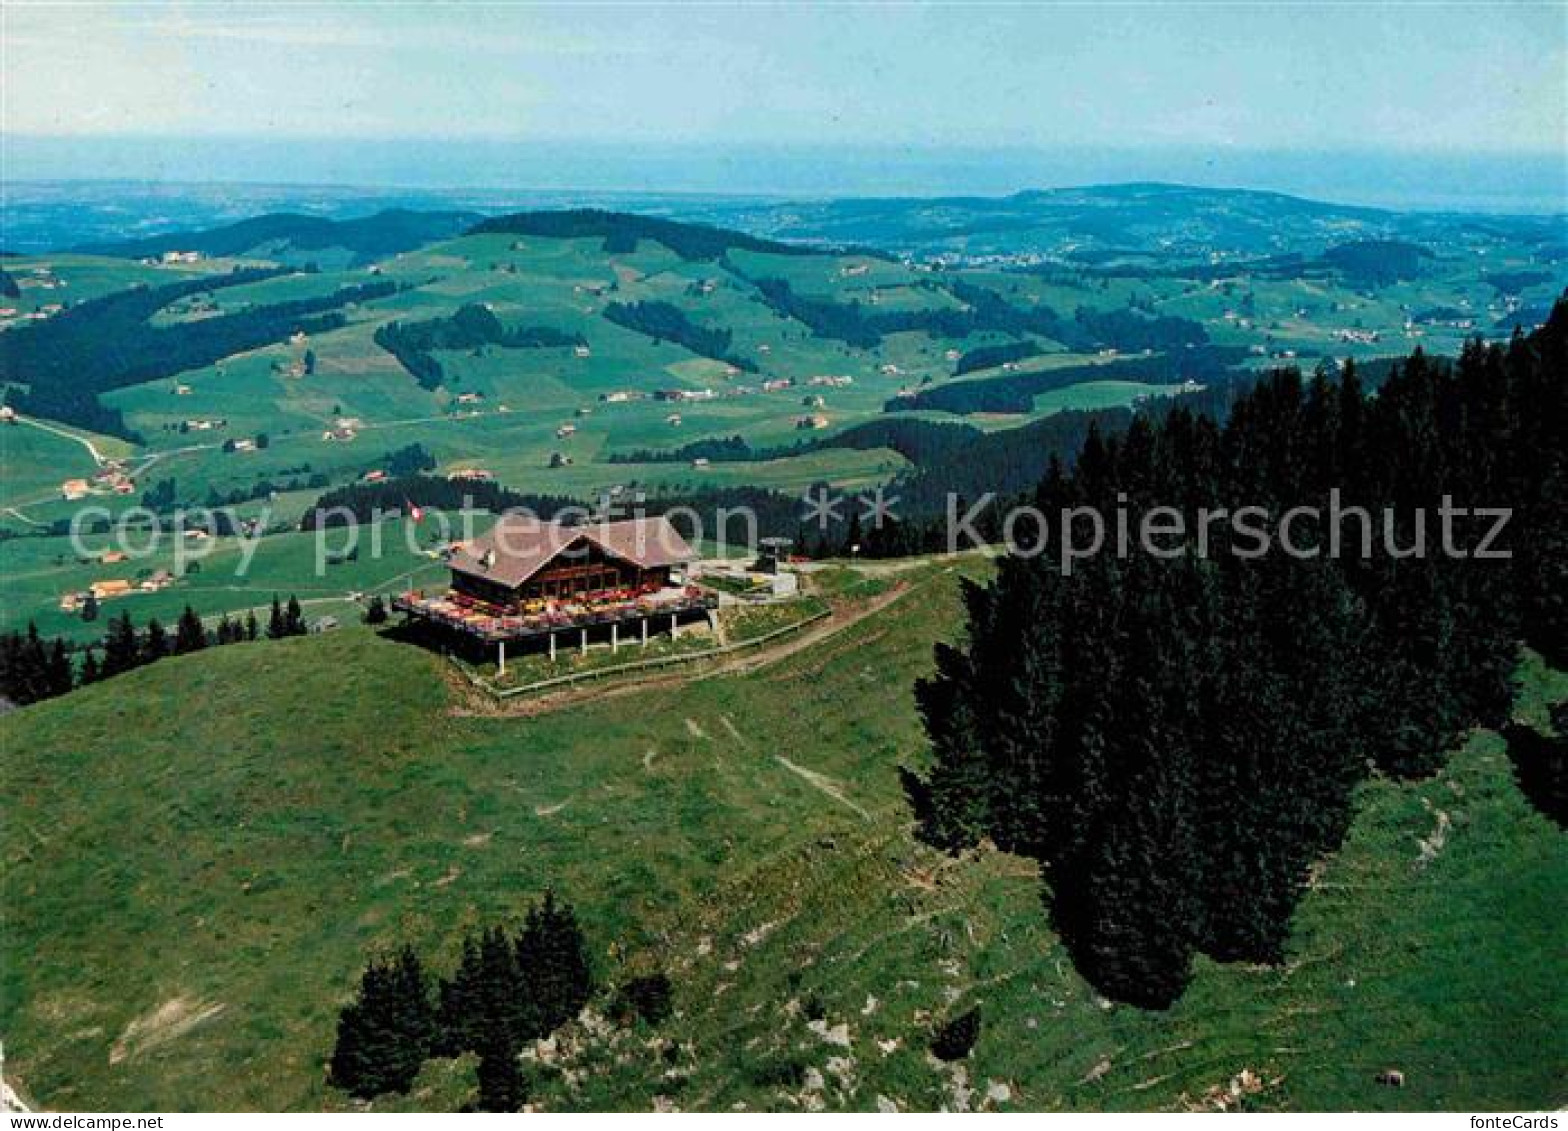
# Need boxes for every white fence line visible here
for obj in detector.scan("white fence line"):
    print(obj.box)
[458,607,833,699]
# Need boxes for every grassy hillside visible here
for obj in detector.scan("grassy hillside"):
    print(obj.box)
[2,561,1563,1111]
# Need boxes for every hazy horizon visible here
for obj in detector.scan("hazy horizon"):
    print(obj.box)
[5,2,1563,214]
[7,139,1566,216]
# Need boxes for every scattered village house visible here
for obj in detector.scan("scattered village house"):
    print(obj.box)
[141,570,174,592]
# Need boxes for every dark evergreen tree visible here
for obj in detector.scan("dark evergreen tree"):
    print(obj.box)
[101,611,140,677]
[285,595,307,636]
[45,639,73,699]
[905,303,1568,1007]
[930,1007,981,1062]
[515,890,594,1037]
[478,923,529,1045]
[328,946,434,1100]
[1501,705,1568,829]
[433,933,487,1058]
[473,1032,527,1113]
[141,617,168,664]
[0,624,56,705]
[609,972,672,1026]
[266,597,286,640]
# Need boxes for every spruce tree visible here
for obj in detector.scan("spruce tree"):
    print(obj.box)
[1501,707,1568,829]
[266,597,286,640]
[174,605,208,654]
[101,611,140,677]
[434,933,486,1057]
[476,924,525,1045]
[286,595,307,636]
[516,890,594,1037]
[473,1032,526,1112]
[141,618,168,664]
[45,639,73,698]
[328,946,433,1099]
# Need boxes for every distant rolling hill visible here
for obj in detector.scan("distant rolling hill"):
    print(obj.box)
[710,182,1568,261]
[80,208,483,268]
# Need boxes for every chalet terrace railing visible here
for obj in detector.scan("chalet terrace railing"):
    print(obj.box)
[391,587,719,643]
[464,603,834,699]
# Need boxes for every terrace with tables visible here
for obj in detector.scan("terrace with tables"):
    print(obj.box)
[392,582,717,646]
[389,514,717,668]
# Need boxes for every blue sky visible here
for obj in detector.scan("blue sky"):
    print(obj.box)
[4,2,1565,201]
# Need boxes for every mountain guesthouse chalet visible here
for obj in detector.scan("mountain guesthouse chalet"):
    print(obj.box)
[392,514,716,673]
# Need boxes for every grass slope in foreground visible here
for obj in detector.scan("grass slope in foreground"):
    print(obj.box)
[1,561,1564,1112]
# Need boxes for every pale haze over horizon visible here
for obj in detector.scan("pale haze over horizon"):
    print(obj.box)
[4,1,1565,209]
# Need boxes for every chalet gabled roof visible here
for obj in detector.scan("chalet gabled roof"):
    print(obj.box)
[449,515,695,589]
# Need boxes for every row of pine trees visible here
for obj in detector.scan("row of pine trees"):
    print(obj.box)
[329,892,595,1112]
[0,596,311,707]
[905,307,1567,1008]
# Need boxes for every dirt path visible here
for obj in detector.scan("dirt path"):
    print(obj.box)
[772,753,872,820]
[836,545,1001,576]
[15,415,109,466]
[454,580,914,718]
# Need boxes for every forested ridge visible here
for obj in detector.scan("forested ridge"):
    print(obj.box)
[905,301,1568,1008]
[741,272,1210,361]
[891,346,1253,415]
[602,299,756,371]
[468,209,818,262]
[0,270,398,436]
[82,209,481,266]
[373,303,584,390]
[953,340,1043,375]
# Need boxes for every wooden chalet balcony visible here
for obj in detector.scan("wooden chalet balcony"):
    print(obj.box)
[391,585,718,644]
